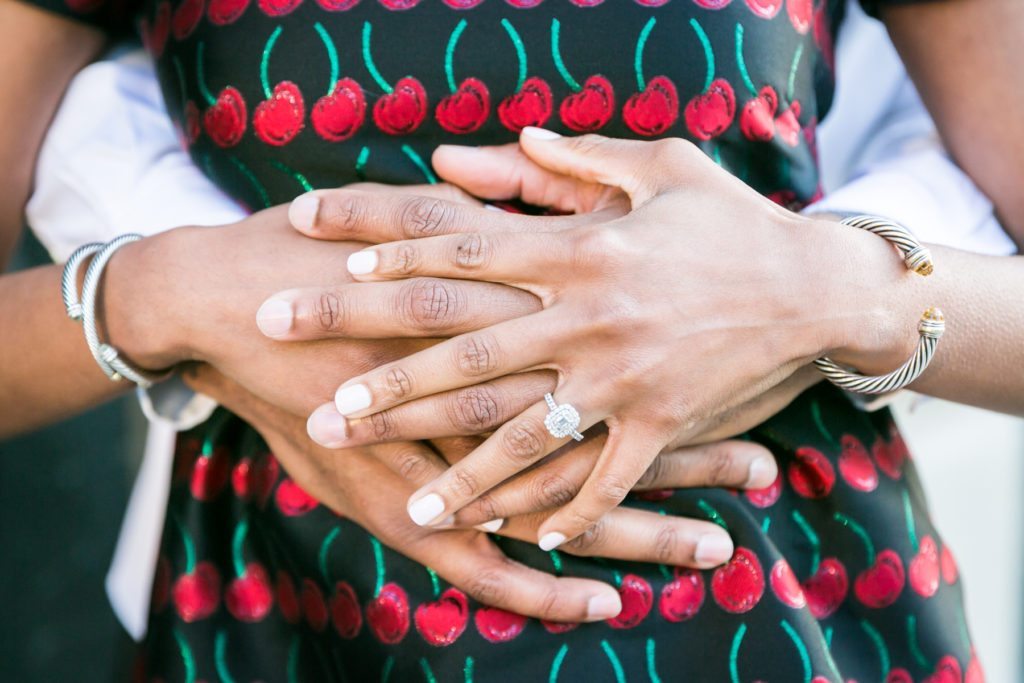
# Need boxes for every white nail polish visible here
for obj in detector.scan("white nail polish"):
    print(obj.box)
[347,250,378,275]
[586,592,622,621]
[538,532,567,552]
[746,456,776,489]
[484,204,506,212]
[522,126,562,140]
[476,519,504,533]
[255,299,293,338]
[408,493,447,526]
[289,193,320,231]
[334,384,372,415]
[306,404,348,448]
[695,534,734,566]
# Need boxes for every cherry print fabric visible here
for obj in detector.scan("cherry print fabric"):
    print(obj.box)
[20,0,974,681]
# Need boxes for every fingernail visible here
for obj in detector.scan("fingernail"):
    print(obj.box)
[408,493,447,526]
[746,456,777,489]
[306,404,348,448]
[484,204,505,212]
[476,519,504,533]
[586,592,622,621]
[335,384,372,415]
[522,127,562,140]
[695,534,734,566]
[434,515,456,529]
[347,250,378,275]
[538,532,567,552]
[255,298,294,338]
[289,193,320,231]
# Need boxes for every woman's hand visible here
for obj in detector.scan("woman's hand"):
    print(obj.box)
[281,131,910,550]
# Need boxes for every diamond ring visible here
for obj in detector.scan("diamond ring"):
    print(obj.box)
[543,393,584,441]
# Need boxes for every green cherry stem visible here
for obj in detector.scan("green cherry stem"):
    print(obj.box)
[172,628,197,683]
[902,489,920,553]
[426,566,441,599]
[287,636,301,683]
[729,623,748,683]
[501,19,527,93]
[402,145,439,184]
[835,512,876,566]
[810,401,838,449]
[646,639,663,683]
[355,146,370,180]
[313,22,340,97]
[444,19,469,95]
[761,516,772,535]
[215,630,237,683]
[551,19,582,93]
[231,515,250,578]
[786,42,804,103]
[270,160,314,193]
[195,42,215,107]
[780,619,813,683]
[464,657,475,683]
[260,26,284,101]
[633,17,657,92]
[228,156,272,209]
[690,18,715,94]
[907,615,930,669]
[362,22,394,94]
[549,644,569,683]
[382,656,395,683]
[734,23,758,98]
[318,526,341,586]
[600,641,626,683]
[697,498,729,531]
[173,512,196,574]
[419,658,439,683]
[860,619,891,679]
[791,510,822,575]
[548,549,564,576]
[370,535,386,598]
[172,56,189,106]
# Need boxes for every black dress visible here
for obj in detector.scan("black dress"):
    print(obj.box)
[24,0,982,681]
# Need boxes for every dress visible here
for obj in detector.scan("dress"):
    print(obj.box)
[24,0,981,680]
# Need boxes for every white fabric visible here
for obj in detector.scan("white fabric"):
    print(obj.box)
[26,0,1014,642]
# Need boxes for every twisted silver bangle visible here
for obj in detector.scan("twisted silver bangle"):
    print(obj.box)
[813,215,945,395]
[60,242,103,321]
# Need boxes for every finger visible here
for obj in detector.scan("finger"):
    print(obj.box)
[256,278,540,340]
[418,533,622,622]
[518,129,698,204]
[331,310,561,419]
[632,441,778,491]
[314,372,555,448]
[288,187,581,244]
[345,181,484,207]
[502,506,733,569]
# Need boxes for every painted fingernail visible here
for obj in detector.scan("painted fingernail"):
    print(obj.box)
[484,204,506,212]
[695,533,734,566]
[335,384,372,415]
[586,592,622,621]
[306,404,348,448]
[538,532,567,552]
[289,192,320,231]
[255,298,294,338]
[746,456,777,489]
[408,493,447,526]
[434,515,456,529]
[522,126,562,140]
[476,519,504,533]
[346,250,378,275]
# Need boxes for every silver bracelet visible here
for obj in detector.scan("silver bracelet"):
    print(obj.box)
[65,235,168,389]
[814,215,945,395]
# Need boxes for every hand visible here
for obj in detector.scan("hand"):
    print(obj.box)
[282,131,907,551]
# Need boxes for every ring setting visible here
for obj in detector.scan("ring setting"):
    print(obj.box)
[543,393,584,441]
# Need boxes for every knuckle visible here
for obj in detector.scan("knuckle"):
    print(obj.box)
[594,473,632,506]
[453,233,490,270]
[537,587,567,621]
[393,447,429,481]
[454,334,501,377]
[567,134,605,159]
[368,410,399,441]
[449,386,502,432]
[564,517,605,553]
[311,291,346,333]
[652,524,680,564]
[401,197,454,238]
[391,243,420,276]
[535,473,577,509]
[464,567,510,606]
[704,443,739,486]
[501,418,547,463]
[653,137,695,164]
[634,456,665,490]
[449,467,481,499]
[470,493,501,523]
[402,279,463,331]
[383,367,414,401]
[326,192,367,236]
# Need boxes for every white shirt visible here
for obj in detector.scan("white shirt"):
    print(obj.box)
[25,0,1016,642]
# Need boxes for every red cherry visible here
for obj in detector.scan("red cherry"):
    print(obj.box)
[787,446,836,499]
[813,3,834,70]
[152,556,172,613]
[909,535,940,598]
[172,561,221,622]
[373,77,428,135]
[607,574,653,629]
[570,0,605,5]
[436,78,491,135]
[684,78,736,141]
[183,101,200,146]
[692,0,732,7]
[506,0,545,6]
[633,0,667,5]
[854,549,905,608]
[330,581,363,639]
[414,588,469,646]
[623,76,679,137]
[316,0,360,7]
[711,547,765,613]
[541,620,579,634]
[251,454,280,507]
[659,568,704,622]
[838,434,878,492]
[559,75,615,133]
[941,544,959,584]
[744,471,782,508]
[745,0,781,19]
[226,563,273,622]
[965,651,985,683]
[787,0,813,34]
[207,0,248,24]
[258,0,302,15]
[275,571,301,624]
[770,559,806,608]
[141,2,171,59]
[377,0,422,7]
[475,606,527,643]
[498,77,553,133]
[190,447,231,501]
[924,655,963,683]
[66,0,104,11]
[366,583,411,644]
[203,87,247,148]
[774,101,803,148]
[887,669,914,683]
[442,0,483,7]
[312,78,366,142]
[740,86,778,142]
[171,0,204,40]
[301,578,328,631]
[232,457,253,499]
[275,478,319,516]
[173,438,201,483]
[254,81,305,146]
[801,557,848,619]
